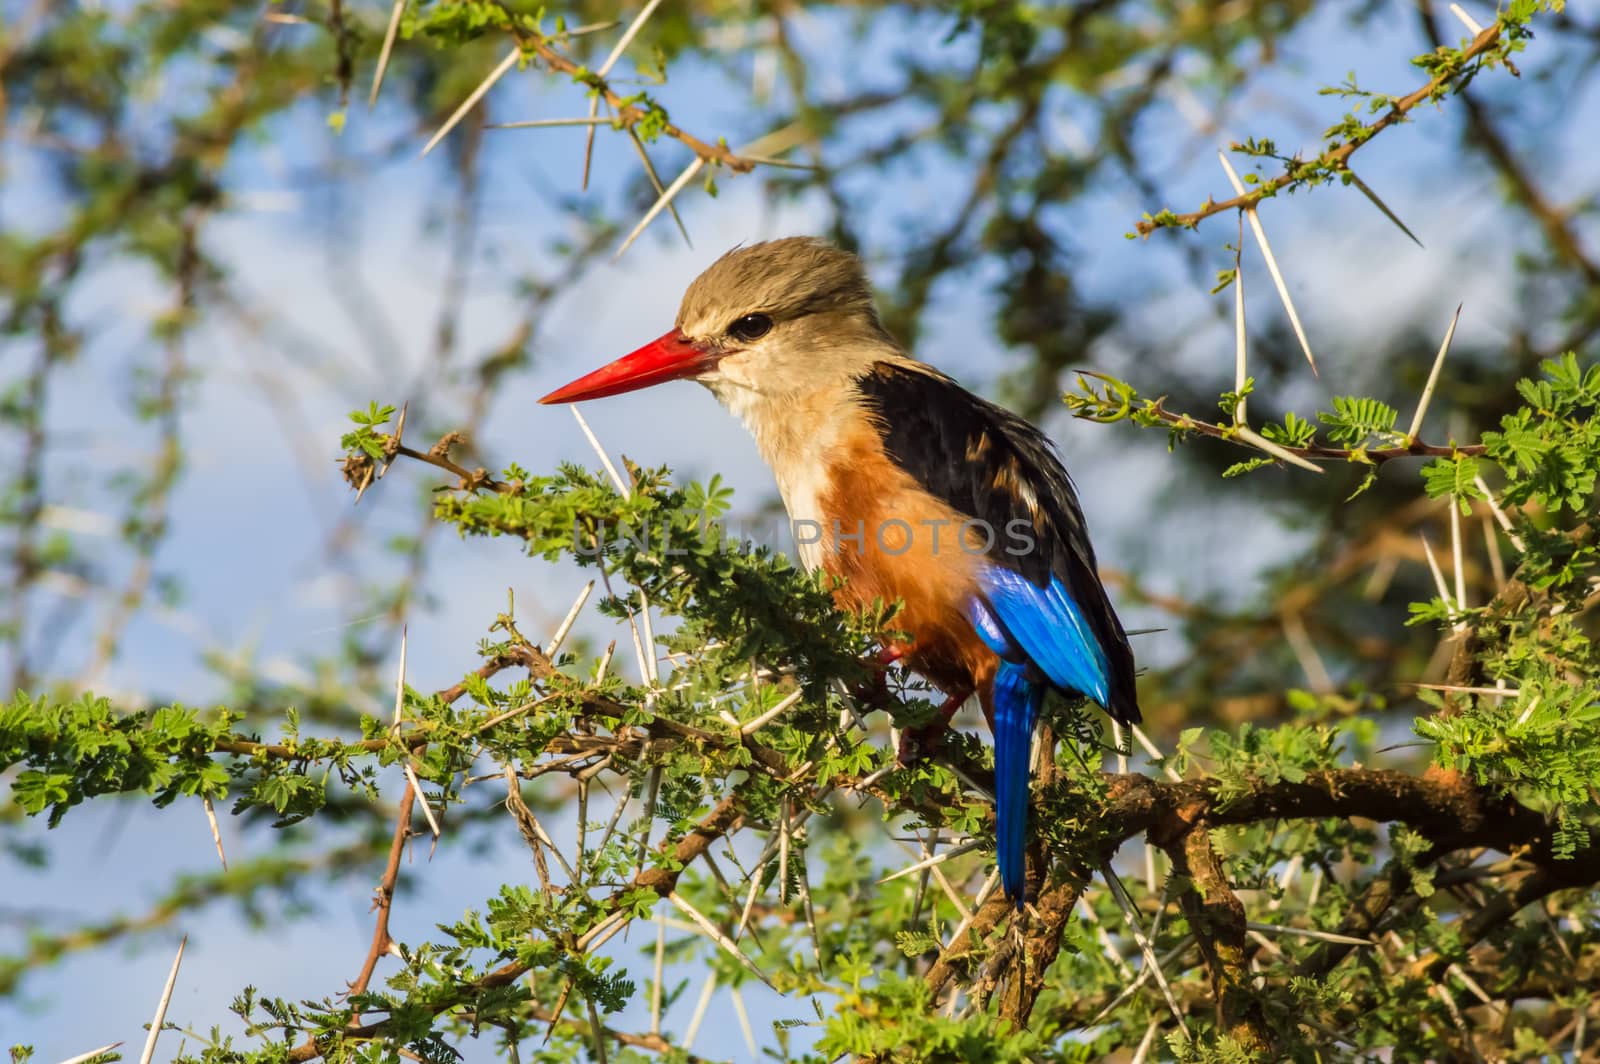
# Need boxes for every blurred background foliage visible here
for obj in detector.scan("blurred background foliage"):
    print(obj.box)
[2,0,1598,1060]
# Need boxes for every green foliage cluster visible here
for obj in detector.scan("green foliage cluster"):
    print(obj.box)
[7,346,1599,1061]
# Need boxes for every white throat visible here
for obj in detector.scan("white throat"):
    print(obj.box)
[701,373,844,572]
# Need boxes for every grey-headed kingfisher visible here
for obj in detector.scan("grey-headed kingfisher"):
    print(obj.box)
[540,237,1140,907]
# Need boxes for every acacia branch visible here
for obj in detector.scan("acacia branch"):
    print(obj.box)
[282,785,749,1062]
[1127,398,1487,465]
[1164,828,1274,1055]
[346,778,416,1018]
[1135,23,1508,235]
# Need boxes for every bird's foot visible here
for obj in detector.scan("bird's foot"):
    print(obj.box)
[851,644,907,712]
[895,688,971,766]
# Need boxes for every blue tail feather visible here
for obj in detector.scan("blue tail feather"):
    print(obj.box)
[992,660,1045,909]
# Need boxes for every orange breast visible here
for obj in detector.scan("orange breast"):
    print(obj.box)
[816,426,998,696]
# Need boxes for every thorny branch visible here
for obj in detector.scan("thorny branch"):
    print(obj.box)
[1084,391,1488,466]
[1135,23,1510,235]
[346,778,417,1020]
[1164,828,1273,1055]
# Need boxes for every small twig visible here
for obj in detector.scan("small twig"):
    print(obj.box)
[393,442,511,493]
[349,776,418,1019]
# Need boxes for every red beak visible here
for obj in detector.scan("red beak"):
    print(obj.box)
[538,330,715,404]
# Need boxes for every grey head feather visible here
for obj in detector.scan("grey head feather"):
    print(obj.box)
[676,237,888,345]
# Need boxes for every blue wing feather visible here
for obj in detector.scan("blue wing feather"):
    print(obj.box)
[972,567,1115,907]
[972,566,1111,707]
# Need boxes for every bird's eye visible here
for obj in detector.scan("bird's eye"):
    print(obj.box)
[726,313,773,342]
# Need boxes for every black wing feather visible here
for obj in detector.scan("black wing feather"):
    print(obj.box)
[853,361,1139,723]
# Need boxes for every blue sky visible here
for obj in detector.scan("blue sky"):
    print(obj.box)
[4,2,1595,1059]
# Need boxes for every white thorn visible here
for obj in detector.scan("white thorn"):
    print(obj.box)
[421,45,520,157]
[940,870,1000,953]
[1450,491,1468,629]
[568,406,630,495]
[56,1043,124,1064]
[1130,724,1184,783]
[650,912,666,1034]
[1474,475,1525,552]
[1407,305,1463,441]
[368,0,406,109]
[202,794,227,871]
[575,910,630,953]
[1103,866,1190,1040]
[547,580,596,656]
[1218,151,1318,377]
[683,969,717,1048]
[614,156,705,259]
[1449,3,1486,35]
[394,628,441,839]
[488,116,618,129]
[1131,1018,1162,1064]
[627,127,692,248]
[729,986,758,1057]
[879,839,983,883]
[138,936,187,1064]
[740,688,805,736]
[597,0,669,77]
[1244,921,1374,946]
[1233,230,1248,426]
[1419,534,1457,620]
[1234,423,1324,474]
[667,890,775,989]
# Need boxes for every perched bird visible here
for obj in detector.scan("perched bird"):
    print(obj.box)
[540,237,1139,907]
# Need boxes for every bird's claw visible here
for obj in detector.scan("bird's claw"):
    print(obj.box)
[896,723,945,766]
